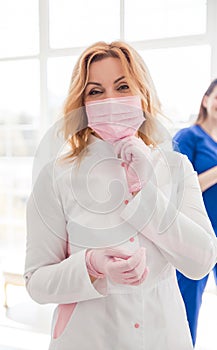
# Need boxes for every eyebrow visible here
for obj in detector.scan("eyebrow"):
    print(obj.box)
[86,76,126,87]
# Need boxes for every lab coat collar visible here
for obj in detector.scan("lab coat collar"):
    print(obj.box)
[87,134,116,157]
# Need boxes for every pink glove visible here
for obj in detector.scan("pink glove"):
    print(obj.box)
[114,136,152,193]
[86,247,148,286]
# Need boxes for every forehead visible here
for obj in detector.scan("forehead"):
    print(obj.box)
[88,57,125,82]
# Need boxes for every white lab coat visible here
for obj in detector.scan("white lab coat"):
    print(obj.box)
[24,135,217,350]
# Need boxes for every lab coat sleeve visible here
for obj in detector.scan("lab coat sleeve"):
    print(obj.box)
[24,163,105,304]
[120,153,217,279]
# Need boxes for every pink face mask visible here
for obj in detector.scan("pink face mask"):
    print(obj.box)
[85,95,145,143]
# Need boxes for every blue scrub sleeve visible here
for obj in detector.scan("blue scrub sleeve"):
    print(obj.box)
[173,128,196,164]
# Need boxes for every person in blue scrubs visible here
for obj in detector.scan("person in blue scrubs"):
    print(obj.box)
[173,78,217,346]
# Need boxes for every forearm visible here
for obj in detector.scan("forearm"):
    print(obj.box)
[141,195,217,279]
[25,250,105,304]
[198,165,217,192]
[121,177,217,279]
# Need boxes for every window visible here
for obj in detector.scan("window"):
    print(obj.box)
[49,0,120,48]
[140,45,211,123]
[124,0,207,41]
[0,58,40,255]
[47,56,78,119]
[0,60,40,155]
[0,0,39,57]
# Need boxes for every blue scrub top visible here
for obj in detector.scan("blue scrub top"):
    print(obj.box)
[173,124,217,234]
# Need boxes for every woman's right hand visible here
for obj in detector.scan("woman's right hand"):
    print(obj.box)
[85,247,148,286]
[113,136,152,194]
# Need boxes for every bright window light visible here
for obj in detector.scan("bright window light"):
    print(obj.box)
[49,0,120,48]
[125,0,207,41]
[139,45,211,124]
[0,0,39,57]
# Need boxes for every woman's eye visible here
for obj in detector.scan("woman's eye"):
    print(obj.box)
[89,89,102,96]
[118,84,129,91]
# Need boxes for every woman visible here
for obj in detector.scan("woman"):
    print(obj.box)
[24,41,217,350]
[173,78,217,346]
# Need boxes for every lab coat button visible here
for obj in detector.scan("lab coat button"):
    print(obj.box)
[124,199,129,205]
[134,323,140,328]
[129,237,135,242]
[121,162,125,167]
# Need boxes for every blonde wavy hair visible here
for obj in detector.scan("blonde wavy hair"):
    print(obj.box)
[61,41,163,159]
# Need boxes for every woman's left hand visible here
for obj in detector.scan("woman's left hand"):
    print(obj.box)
[114,136,152,193]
